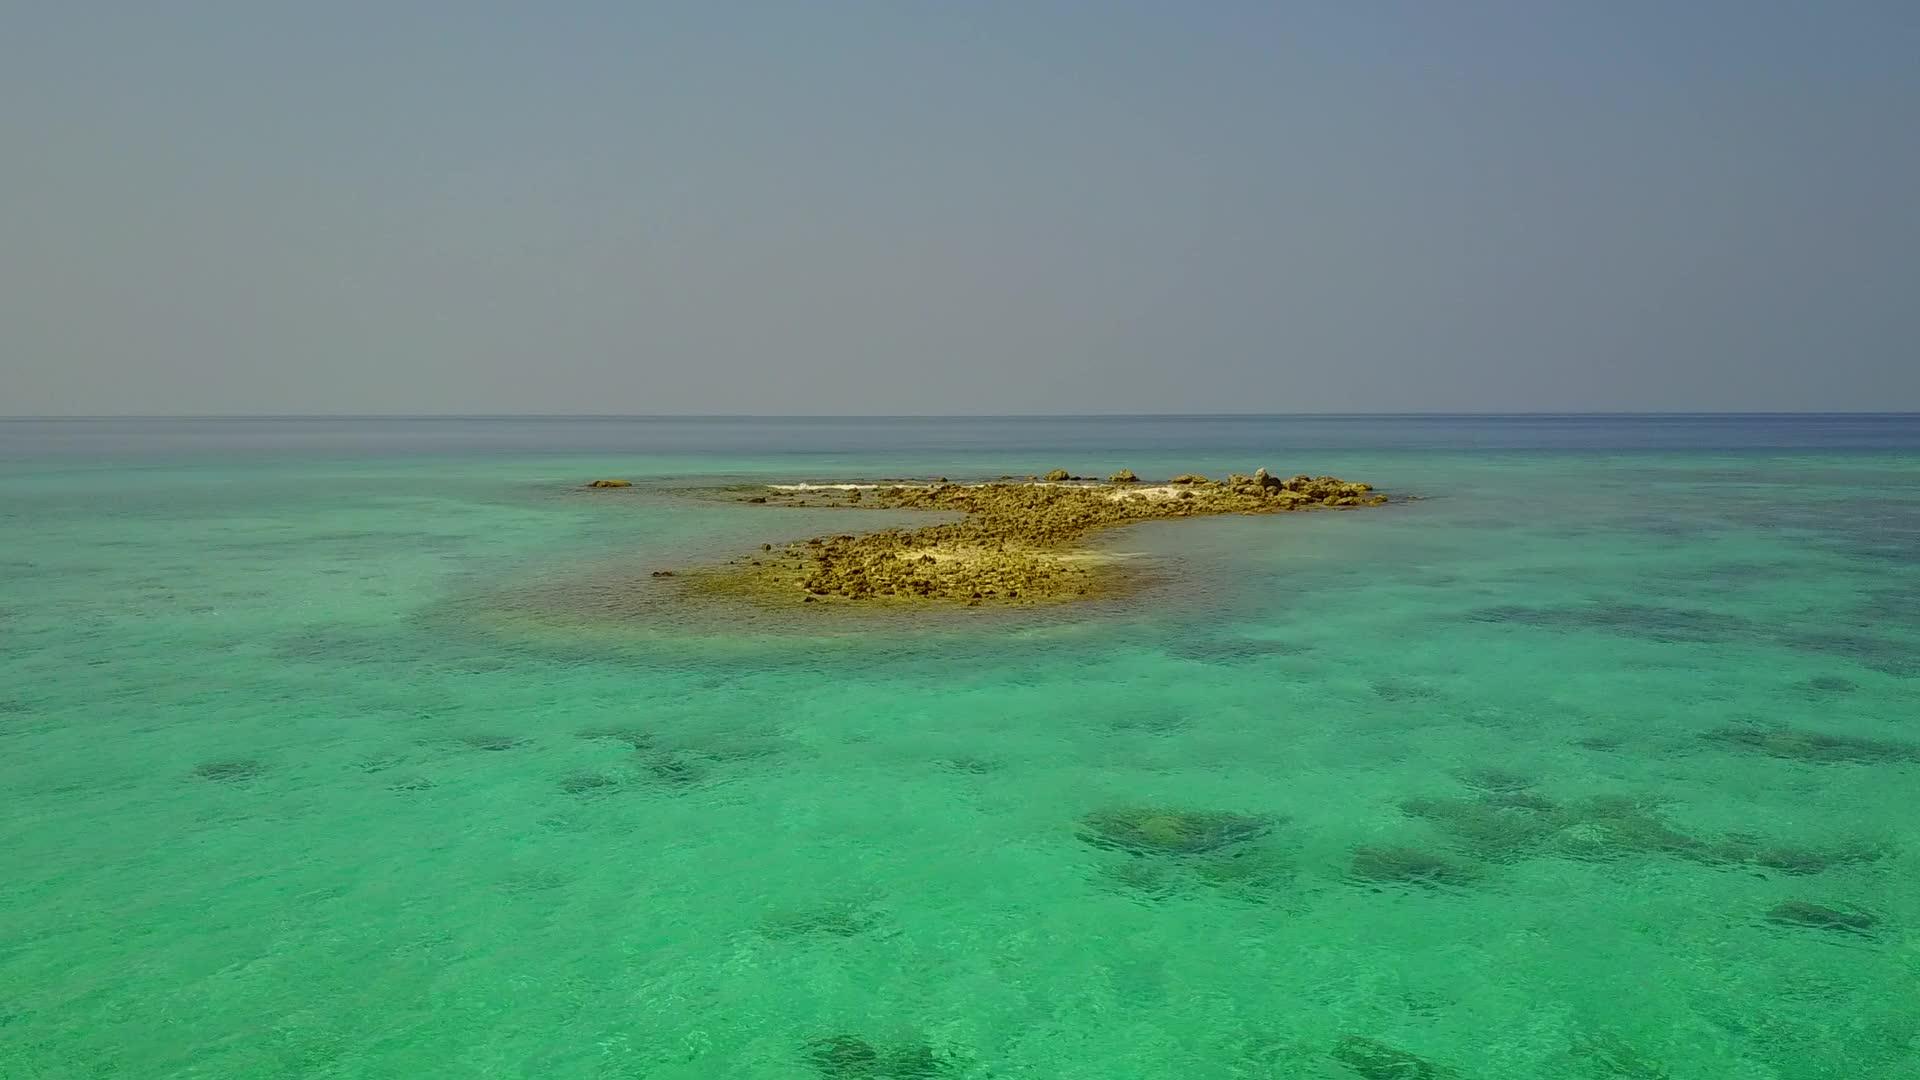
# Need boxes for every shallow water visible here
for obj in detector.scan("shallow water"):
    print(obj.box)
[3,415,1918,1078]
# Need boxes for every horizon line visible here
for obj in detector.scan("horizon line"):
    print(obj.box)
[5,411,1919,422]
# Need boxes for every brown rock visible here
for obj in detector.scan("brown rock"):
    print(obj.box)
[689,467,1389,608]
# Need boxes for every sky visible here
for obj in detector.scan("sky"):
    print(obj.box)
[3,2,1916,415]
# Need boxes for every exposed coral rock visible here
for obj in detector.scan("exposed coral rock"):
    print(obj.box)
[687,468,1389,606]
[586,479,632,488]
[1109,468,1139,483]
[1042,468,1071,482]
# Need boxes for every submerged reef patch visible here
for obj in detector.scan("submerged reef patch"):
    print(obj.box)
[1550,795,1717,865]
[1711,835,1885,875]
[1701,726,1920,764]
[1330,1035,1450,1079]
[635,749,708,788]
[1077,807,1274,857]
[1399,793,1564,864]
[1763,900,1880,936]
[558,771,620,796]
[759,902,885,940]
[1400,781,1888,878]
[1078,806,1290,902]
[1451,766,1535,793]
[455,733,530,752]
[1469,602,1748,643]
[192,759,267,783]
[1166,635,1314,666]
[1779,630,1920,677]
[573,726,654,750]
[803,1034,951,1079]
[1346,845,1482,890]
[1567,1031,1672,1079]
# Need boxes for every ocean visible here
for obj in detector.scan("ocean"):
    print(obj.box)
[2,415,1916,1078]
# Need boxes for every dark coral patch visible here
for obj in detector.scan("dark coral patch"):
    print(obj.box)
[804,1035,949,1079]
[1451,766,1535,793]
[1764,900,1880,935]
[1371,678,1440,701]
[1167,637,1313,666]
[1552,795,1716,865]
[1470,602,1747,643]
[1331,1035,1447,1079]
[193,759,266,783]
[559,772,619,796]
[1401,795,1561,864]
[1702,726,1919,764]
[575,727,654,749]
[1346,845,1481,889]
[1077,808,1273,857]
[1569,1031,1672,1079]
[637,750,707,787]
[457,734,529,752]
[761,903,883,940]
[1189,848,1294,899]
[1711,835,1885,875]
[1094,858,1186,903]
[1779,631,1919,677]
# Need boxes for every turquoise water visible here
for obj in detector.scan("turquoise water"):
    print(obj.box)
[3,416,1917,1078]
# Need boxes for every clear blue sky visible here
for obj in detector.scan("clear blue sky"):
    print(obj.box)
[3,2,1915,414]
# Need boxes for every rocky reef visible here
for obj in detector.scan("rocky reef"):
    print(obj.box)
[684,468,1388,606]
